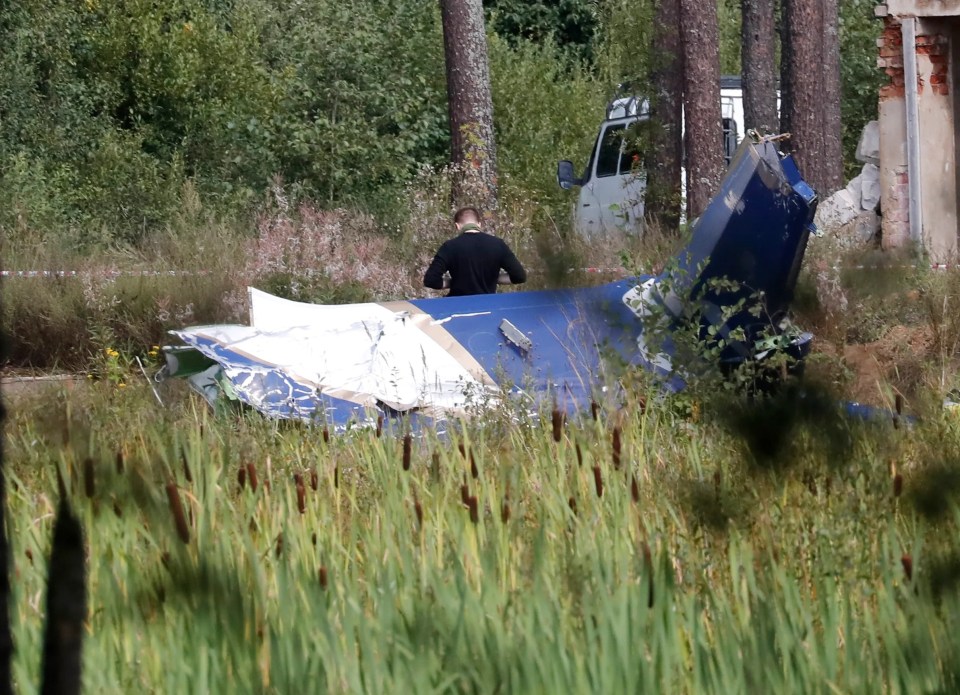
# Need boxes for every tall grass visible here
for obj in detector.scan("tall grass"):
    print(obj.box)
[6,375,960,692]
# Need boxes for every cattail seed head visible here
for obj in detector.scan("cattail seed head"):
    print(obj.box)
[294,473,306,514]
[334,464,339,489]
[25,549,32,566]
[458,442,466,459]
[312,532,317,546]
[83,457,95,499]
[592,465,604,498]
[591,399,599,421]
[181,449,193,483]
[568,496,577,516]
[902,554,913,582]
[460,479,470,506]
[275,533,283,558]
[631,474,640,503]
[501,498,511,524]
[893,473,904,498]
[552,408,564,442]
[612,427,622,469]
[319,566,328,589]
[376,414,383,438]
[895,393,904,415]
[238,466,247,490]
[470,451,478,480]
[575,441,583,467]
[322,426,330,444]
[165,482,190,544]
[116,449,125,474]
[402,434,412,471]
[310,467,319,491]
[245,462,259,492]
[467,496,479,524]
[413,496,423,529]
[431,451,441,482]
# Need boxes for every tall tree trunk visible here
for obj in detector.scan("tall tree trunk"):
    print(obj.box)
[680,0,724,219]
[821,0,843,192]
[439,0,499,217]
[783,0,825,192]
[741,0,778,134]
[645,0,684,230]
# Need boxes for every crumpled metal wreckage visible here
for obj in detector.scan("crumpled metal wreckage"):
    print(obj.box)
[159,135,818,431]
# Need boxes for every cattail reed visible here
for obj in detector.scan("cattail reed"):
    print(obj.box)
[591,399,599,421]
[310,467,319,491]
[461,478,470,506]
[165,482,190,544]
[902,554,913,582]
[568,496,577,516]
[470,451,478,480]
[896,393,904,415]
[631,474,640,504]
[83,457,95,499]
[894,473,904,498]
[115,449,125,474]
[238,466,247,490]
[413,495,423,529]
[376,414,383,438]
[246,462,259,492]
[575,441,583,467]
[612,426,622,469]
[459,442,468,458]
[431,451,441,482]
[552,408,564,442]
[181,449,193,483]
[113,500,122,518]
[319,565,328,589]
[25,549,33,566]
[501,496,511,524]
[322,426,330,444]
[467,496,479,524]
[275,533,283,558]
[402,434,412,471]
[294,473,306,514]
[311,532,317,546]
[334,463,339,489]
[592,465,604,498]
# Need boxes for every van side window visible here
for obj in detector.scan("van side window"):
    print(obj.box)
[596,124,626,178]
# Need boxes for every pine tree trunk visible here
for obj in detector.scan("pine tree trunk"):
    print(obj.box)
[680,0,724,219]
[821,0,843,192]
[645,0,684,230]
[741,0,778,134]
[439,0,499,217]
[783,0,825,193]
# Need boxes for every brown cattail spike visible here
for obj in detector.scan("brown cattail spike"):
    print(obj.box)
[238,466,247,490]
[376,414,383,438]
[575,441,583,467]
[470,451,478,480]
[591,399,599,421]
[612,427,622,469]
[322,427,330,444]
[592,465,604,498]
[165,483,190,544]
[568,496,577,516]
[552,408,563,442]
[334,464,339,489]
[501,498,511,524]
[310,467,319,491]
[460,479,470,506]
[83,457,95,499]
[893,473,903,498]
[467,496,479,524]
[245,462,259,492]
[181,449,193,483]
[319,566,328,589]
[458,442,466,459]
[413,496,423,529]
[402,434,412,471]
[294,473,306,514]
[116,450,125,474]
[631,474,640,503]
[431,452,441,482]
[895,393,903,415]
[901,554,913,582]
[275,533,283,558]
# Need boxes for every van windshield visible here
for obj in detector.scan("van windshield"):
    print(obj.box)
[596,123,640,178]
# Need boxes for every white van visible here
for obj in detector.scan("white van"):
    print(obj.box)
[557,76,749,237]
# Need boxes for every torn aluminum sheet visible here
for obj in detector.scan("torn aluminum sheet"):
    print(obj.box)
[162,134,818,430]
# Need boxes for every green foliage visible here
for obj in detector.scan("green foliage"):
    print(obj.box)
[484,0,600,63]
[840,0,885,178]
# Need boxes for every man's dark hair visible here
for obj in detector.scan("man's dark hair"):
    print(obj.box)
[454,207,481,226]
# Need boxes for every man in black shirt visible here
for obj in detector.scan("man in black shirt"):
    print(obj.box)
[423,207,527,296]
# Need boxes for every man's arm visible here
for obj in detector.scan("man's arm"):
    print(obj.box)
[423,250,449,290]
[499,245,527,285]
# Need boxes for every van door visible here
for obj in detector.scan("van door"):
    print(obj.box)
[576,120,646,237]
